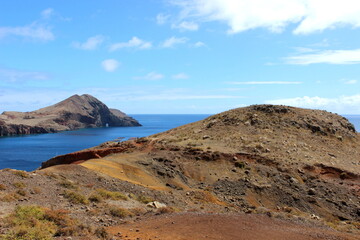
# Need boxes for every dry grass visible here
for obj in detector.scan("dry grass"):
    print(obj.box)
[63,191,89,205]
[1,205,92,239]
[11,170,29,178]
[109,206,133,218]
[96,188,128,201]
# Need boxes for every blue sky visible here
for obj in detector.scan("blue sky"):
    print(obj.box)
[1,0,360,114]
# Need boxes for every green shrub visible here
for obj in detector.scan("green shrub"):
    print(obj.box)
[2,205,57,240]
[63,191,89,205]
[96,189,128,201]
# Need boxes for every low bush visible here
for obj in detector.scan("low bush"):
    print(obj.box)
[63,191,89,205]
[109,206,132,218]
[58,180,77,189]
[96,188,128,201]
[1,205,92,239]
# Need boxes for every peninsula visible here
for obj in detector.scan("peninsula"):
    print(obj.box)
[0,94,141,136]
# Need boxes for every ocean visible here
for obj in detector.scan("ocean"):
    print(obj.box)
[0,114,359,172]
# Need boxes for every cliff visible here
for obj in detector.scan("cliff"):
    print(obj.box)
[0,94,140,136]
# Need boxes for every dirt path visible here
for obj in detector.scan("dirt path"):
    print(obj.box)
[108,213,359,240]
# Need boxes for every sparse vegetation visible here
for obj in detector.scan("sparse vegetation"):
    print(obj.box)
[96,188,128,201]
[13,182,26,188]
[95,227,111,240]
[1,205,92,239]
[63,191,89,205]
[1,205,57,240]
[109,206,133,218]
[88,194,103,203]
[11,170,29,178]
[136,194,153,204]
[1,192,20,202]
[58,179,77,189]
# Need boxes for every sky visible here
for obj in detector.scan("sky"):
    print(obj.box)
[1,0,360,114]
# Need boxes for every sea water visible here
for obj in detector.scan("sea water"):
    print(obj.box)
[0,114,359,171]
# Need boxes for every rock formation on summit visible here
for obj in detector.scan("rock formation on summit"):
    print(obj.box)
[0,94,140,136]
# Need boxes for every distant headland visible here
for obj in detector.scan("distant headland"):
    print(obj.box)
[0,94,141,136]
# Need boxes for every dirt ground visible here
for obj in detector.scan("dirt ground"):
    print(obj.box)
[107,213,360,240]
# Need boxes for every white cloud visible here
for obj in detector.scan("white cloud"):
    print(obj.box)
[109,37,152,51]
[161,36,188,48]
[156,13,170,25]
[171,0,360,34]
[134,72,164,80]
[172,73,189,79]
[265,95,360,114]
[344,79,358,84]
[172,21,199,31]
[0,68,49,82]
[0,23,54,41]
[73,35,105,50]
[101,59,120,72]
[228,81,302,85]
[193,41,205,47]
[41,8,54,19]
[285,49,360,65]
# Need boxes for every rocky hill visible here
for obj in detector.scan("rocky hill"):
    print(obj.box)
[0,94,141,136]
[0,105,359,239]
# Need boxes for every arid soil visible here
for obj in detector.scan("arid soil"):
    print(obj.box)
[0,105,359,239]
[108,213,360,240]
[0,94,140,136]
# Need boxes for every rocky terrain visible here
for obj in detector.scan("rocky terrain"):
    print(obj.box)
[0,94,141,136]
[0,105,359,239]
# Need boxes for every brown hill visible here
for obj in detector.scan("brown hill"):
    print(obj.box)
[0,94,140,136]
[1,105,359,239]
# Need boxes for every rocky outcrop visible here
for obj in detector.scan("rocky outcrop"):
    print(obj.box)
[0,94,141,136]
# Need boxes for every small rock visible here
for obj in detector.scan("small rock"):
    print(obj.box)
[146,201,167,209]
[308,188,316,195]
[202,135,210,140]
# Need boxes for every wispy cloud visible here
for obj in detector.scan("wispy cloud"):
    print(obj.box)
[161,36,188,48]
[0,68,50,82]
[156,13,170,25]
[109,36,152,51]
[73,35,105,50]
[344,79,358,84]
[193,41,205,48]
[172,0,360,34]
[0,23,54,41]
[265,94,360,114]
[285,49,360,65]
[228,81,302,85]
[172,21,199,31]
[172,73,189,79]
[101,59,120,72]
[41,8,54,19]
[134,72,164,80]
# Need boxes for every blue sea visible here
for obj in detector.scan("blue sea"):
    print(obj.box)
[0,114,359,172]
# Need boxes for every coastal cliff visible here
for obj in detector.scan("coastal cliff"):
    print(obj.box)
[0,94,140,136]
